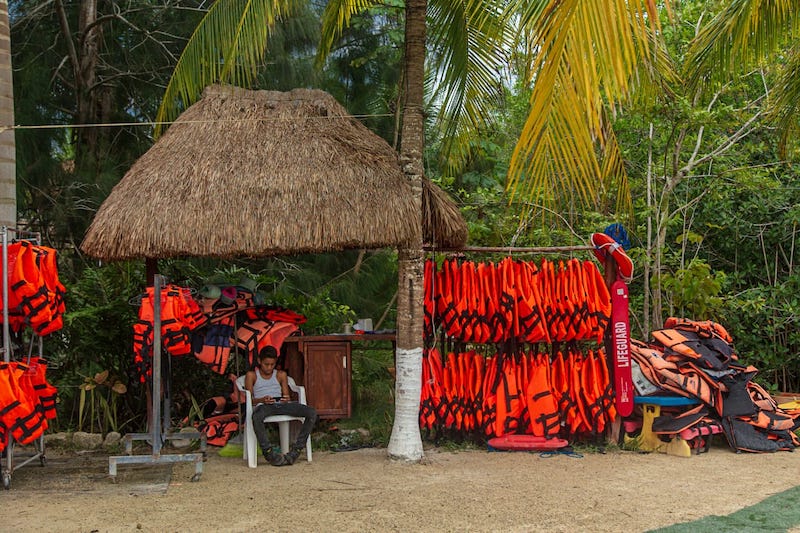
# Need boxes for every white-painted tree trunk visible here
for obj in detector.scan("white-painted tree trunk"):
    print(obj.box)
[388,347,423,461]
[387,0,426,462]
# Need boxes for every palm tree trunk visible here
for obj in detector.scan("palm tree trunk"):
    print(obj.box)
[0,0,15,228]
[387,0,426,462]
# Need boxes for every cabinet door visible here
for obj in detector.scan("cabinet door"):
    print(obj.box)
[303,341,351,419]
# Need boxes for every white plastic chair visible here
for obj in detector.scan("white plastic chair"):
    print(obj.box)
[236,375,313,468]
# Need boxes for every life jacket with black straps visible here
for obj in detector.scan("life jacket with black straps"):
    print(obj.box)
[423,260,437,342]
[494,354,526,436]
[481,353,499,436]
[548,349,573,434]
[4,244,67,336]
[133,284,205,382]
[192,317,235,375]
[568,349,591,434]
[585,260,611,342]
[30,246,67,336]
[515,262,549,344]
[197,412,239,447]
[419,348,437,430]
[17,357,58,421]
[0,363,47,448]
[651,327,736,372]
[579,349,610,435]
[244,305,307,325]
[629,338,722,411]
[525,352,560,437]
[468,351,485,432]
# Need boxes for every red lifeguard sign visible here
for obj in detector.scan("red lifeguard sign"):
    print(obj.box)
[610,279,633,417]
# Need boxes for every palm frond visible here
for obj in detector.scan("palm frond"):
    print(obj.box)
[769,41,800,158]
[154,0,300,138]
[427,0,513,173]
[507,0,664,214]
[317,0,379,67]
[684,0,799,88]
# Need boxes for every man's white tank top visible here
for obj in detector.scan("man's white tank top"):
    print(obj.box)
[253,370,282,398]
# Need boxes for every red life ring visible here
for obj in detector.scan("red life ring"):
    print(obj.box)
[591,233,634,282]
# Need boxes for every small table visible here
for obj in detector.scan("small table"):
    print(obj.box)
[624,395,700,456]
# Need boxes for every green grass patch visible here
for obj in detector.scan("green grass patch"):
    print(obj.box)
[648,485,800,533]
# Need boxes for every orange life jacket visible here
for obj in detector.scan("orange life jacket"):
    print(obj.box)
[0,363,46,446]
[629,339,722,412]
[419,348,436,430]
[133,284,204,381]
[194,317,235,375]
[18,357,58,420]
[469,351,485,432]
[494,355,526,437]
[516,261,549,344]
[481,353,499,436]
[549,350,573,433]
[585,260,611,342]
[525,352,560,437]
[5,242,51,333]
[567,349,591,435]
[423,260,436,341]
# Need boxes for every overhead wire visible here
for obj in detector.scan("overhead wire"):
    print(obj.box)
[0,112,396,132]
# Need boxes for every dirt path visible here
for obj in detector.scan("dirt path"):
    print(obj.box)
[2,444,799,532]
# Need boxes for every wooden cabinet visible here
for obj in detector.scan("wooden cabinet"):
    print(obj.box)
[283,338,351,419]
[282,333,395,420]
[304,341,351,419]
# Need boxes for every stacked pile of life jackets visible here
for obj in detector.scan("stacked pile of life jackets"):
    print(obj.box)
[193,290,305,375]
[1,241,66,336]
[132,283,306,382]
[424,257,610,344]
[419,346,617,440]
[631,317,800,453]
[0,358,58,451]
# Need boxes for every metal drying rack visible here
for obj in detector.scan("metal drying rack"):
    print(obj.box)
[1,226,46,489]
[108,273,206,482]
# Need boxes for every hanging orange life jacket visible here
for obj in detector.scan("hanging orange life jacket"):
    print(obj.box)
[594,348,617,423]
[516,261,549,344]
[419,348,436,430]
[423,260,436,341]
[525,352,560,437]
[481,353,499,436]
[5,242,51,333]
[568,349,591,435]
[27,245,66,336]
[494,355,526,437]
[585,260,611,342]
[442,352,460,430]
[469,351,485,432]
[579,349,609,435]
[24,357,58,420]
[0,363,46,446]
[549,350,572,433]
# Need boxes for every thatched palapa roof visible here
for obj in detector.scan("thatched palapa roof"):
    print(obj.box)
[81,84,467,261]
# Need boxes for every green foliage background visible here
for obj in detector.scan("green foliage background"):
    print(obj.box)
[8,0,800,440]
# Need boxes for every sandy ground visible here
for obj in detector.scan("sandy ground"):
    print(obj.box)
[1,440,799,533]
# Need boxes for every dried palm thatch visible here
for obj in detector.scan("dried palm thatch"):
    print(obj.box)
[81,84,467,260]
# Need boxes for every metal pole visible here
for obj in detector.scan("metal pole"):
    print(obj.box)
[2,226,9,363]
[151,274,163,455]
[424,245,594,254]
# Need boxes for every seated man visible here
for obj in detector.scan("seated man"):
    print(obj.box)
[245,346,318,466]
